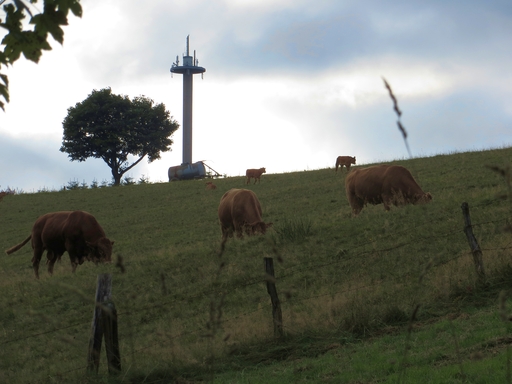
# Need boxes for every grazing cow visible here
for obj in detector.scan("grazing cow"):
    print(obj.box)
[5,210,114,279]
[218,188,272,242]
[0,191,7,201]
[206,181,217,190]
[345,164,432,216]
[246,167,266,185]
[335,156,356,173]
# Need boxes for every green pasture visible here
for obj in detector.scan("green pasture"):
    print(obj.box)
[1,147,512,383]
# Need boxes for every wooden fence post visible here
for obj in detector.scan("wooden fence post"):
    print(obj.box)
[461,202,486,284]
[102,301,121,373]
[264,257,284,338]
[87,273,121,374]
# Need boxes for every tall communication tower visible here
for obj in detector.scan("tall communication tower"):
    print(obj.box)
[170,35,206,165]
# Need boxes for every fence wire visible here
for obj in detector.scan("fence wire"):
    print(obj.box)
[3,206,512,382]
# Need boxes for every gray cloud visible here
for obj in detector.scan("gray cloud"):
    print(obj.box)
[0,0,510,191]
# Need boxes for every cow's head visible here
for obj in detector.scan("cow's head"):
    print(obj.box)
[251,221,273,235]
[351,156,356,164]
[86,237,114,264]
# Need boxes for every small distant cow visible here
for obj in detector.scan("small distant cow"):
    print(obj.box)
[206,181,217,190]
[345,164,432,216]
[5,210,114,279]
[0,192,7,201]
[246,167,266,184]
[218,188,272,242]
[335,156,356,173]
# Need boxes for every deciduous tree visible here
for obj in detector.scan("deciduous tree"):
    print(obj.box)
[61,88,179,185]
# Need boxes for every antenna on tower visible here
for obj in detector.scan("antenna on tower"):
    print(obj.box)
[170,35,206,167]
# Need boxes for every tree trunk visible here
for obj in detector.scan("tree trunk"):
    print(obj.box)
[111,168,122,186]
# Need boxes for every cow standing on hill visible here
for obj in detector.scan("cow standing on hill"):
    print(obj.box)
[345,164,432,216]
[5,210,114,278]
[246,168,266,184]
[335,156,356,173]
[218,188,272,242]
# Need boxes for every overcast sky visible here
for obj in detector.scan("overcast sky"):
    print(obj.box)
[0,0,511,192]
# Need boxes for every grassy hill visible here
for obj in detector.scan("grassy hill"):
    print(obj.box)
[1,147,512,383]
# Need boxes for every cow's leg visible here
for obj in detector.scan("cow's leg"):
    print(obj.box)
[221,226,229,241]
[222,224,236,241]
[382,195,392,211]
[47,251,64,275]
[31,246,44,279]
[67,252,80,273]
[67,253,78,273]
[47,251,56,275]
[350,196,365,216]
[347,193,359,216]
[66,245,83,273]
[234,223,244,238]
[393,191,406,207]
[352,205,362,216]
[246,177,250,185]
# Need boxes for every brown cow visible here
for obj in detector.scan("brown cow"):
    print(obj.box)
[345,164,432,216]
[218,188,272,242]
[5,210,114,279]
[206,181,217,190]
[335,156,356,173]
[246,167,266,184]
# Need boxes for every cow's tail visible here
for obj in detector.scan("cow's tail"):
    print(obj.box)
[5,235,31,255]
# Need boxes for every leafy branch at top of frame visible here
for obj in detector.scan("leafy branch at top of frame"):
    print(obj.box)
[0,0,82,110]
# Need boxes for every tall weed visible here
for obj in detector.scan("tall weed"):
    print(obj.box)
[275,217,312,242]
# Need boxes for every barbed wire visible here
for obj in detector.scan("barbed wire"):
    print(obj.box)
[4,208,510,347]
[0,319,89,346]
[0,235,487,350]
[122,248,477,353]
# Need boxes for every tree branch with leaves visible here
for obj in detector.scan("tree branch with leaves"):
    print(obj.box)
[0,0,82,110]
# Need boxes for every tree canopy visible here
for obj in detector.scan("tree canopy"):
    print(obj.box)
[60,88,180,185]
[0,0,82,110]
